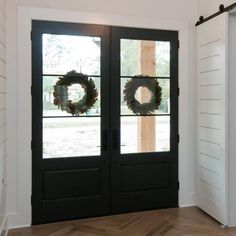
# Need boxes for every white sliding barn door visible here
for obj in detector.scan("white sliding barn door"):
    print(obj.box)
[197,13,228,226]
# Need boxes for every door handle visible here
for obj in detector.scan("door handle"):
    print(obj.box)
[102,130,108,151]
[112,129,119,150]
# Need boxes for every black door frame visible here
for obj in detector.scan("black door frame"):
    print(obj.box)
[32,20,179,224]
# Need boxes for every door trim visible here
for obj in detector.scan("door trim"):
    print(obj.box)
[11,6,193,227]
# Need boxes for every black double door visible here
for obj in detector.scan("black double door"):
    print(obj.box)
[32,21,179,224]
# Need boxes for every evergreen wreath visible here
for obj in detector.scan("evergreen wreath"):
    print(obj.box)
[123,75,162,115]
[53,70,98,115]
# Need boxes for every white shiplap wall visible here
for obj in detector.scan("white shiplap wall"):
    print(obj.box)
[0,0,7,234]
[197,13,228,225]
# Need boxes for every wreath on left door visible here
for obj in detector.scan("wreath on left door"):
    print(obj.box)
[53,70,98,115]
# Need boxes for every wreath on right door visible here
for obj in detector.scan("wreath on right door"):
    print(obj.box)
[123,75,162,115]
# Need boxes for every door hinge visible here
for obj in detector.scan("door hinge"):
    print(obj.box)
[31,86,33,95]
[177,135,180,143]
[31,140,33,150]
[31,195,33,205]
[178,181,180,190]
[31,31,32,41]
[177,87,180,96]
[177,40,180,49]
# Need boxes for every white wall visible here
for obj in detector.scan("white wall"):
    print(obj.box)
[16,0,197,20]
[0,0,7,235]
[198,0,236,17]
[7,0,197,228]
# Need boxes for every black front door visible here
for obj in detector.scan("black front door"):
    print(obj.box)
[110,27,179,213]
[32,21,179,224]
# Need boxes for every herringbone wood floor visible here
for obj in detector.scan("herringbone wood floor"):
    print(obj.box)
[8,207,236,236]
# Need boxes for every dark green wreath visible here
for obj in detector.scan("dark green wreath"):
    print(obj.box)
[53,70,98,115]
[123,75,162,115]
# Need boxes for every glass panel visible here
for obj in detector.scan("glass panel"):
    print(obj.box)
[121,116,170,154]
[156,41,170,77]
[121,39,170,77]
[43,117,101,158]
[43,34,101,75]
[121,39,140,76]
[43,76,101,117]
[121,78,170,115]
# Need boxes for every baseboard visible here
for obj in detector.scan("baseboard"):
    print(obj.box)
[179,204,196,208]
[6,192,197,229]
[179,191,197,207]
[7,212,31,230]
[0,216,8,236]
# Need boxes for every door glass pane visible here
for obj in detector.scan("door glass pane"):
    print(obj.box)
[43,34,101,75]
[43,76,101,117]
[43,117,101,158]
[42,34,102,158]
[120,38,171,154]
[121,116,170,154]
[121,78,170,115]
[121,39,170,77]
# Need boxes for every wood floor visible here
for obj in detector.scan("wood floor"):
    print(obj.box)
[8,207,236,236]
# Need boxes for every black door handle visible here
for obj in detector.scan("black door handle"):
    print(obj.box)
[112,129,119,150]
[102,130,108,151]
